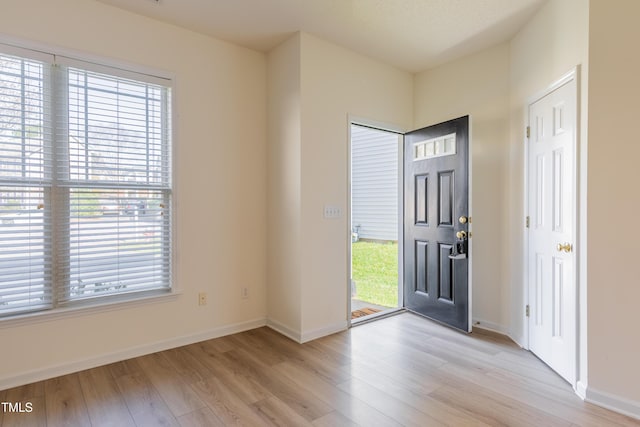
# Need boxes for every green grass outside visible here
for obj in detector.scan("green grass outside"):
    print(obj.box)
[352,241,398,308]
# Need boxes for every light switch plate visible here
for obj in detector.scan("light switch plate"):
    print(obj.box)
[323,205,341,219]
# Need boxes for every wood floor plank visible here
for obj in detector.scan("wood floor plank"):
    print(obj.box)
[163,345,214,385]
[345,359,491,426]
[200,334,237,353]
[226,329,288,366]
[251,396,315,426]
[249,327,352,385]
[77,365,136,427]
[184,341,273,405]
[445,361,639,427]
[189,375,268,426]
[337,378,446,427]
[321,327,404,364]
[4,382,44,401]
[2,382,45,426]
[0,396,45,427]
[262,326,353,367]
[107,357,143,380]
[272,361,402,427]
[222,347,334,422]
[177,407,227,427]
[44,374,91,427]
[312,411,361,427]
[114,371,179,427]
[346,355,442,398]
[429,383,572,427]
[137,352,206,417]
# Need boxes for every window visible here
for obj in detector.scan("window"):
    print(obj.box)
[0,45,173,318]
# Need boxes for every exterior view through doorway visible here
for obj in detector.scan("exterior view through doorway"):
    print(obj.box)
[350,124,401,322]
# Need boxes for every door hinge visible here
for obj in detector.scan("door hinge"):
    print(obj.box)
[526,126,530,139]
[526,305,530,317]
[525,216,530,228]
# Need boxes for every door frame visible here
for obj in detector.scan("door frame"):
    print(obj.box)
[347,116,406,327]
[347,115,473,330]
[523,66,584,391]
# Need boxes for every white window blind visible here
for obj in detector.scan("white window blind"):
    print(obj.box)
[0,45,172,317]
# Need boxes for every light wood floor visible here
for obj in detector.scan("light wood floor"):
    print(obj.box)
[1,312,638,426]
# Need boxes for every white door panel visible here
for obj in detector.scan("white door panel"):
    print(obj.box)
[527,77,576,385]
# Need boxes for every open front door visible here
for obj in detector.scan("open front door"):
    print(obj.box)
[404,116,470,332]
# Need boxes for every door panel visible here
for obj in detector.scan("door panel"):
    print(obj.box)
[404,116,470,332]
[527,78,576,384]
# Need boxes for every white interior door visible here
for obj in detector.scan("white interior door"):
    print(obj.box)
[527,74,577,385]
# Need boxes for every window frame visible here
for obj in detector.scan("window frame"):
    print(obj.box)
[0,40,178,323]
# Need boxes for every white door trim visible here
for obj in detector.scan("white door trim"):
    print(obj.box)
[523,66,583,391]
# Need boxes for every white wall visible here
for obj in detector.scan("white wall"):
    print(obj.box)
[266,34,303,336]
[0,0,267,387]
[298,33,413,338]
[414,43,511,333]
[508,0,589,380]
[587,0,640,408]
[266,32,413,341]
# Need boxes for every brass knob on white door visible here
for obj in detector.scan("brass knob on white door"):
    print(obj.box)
[556,243,573,253]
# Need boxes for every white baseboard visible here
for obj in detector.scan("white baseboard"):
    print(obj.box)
[266,318,302,342]
[507,330,526,349]
[0,317,267,391]
[584,386,640,421]
[576,380,588,400]
[266,318,348,343]
[472,318,508,335]
[301,320,348,343]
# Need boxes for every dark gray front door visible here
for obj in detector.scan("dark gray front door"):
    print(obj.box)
[404,116,470,332]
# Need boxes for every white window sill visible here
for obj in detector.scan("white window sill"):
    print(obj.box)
[0,290,181,329]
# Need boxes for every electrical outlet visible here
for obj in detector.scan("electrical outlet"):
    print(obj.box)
[198,292,207,306]
[241,287,249,299]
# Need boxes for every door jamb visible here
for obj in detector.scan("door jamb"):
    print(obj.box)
[523,67,582,390]
[346,115,405,328]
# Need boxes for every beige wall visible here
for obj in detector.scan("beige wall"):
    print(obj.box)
[298,33,413,337]
[587,0,640,404]
[414,43,511,332]
[508,0,590,345]
[266,34,303,335]
[266,32,413,340]
[508,0,589,380]
[0,0,267,386]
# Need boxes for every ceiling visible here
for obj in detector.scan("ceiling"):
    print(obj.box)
[96,0,546,72]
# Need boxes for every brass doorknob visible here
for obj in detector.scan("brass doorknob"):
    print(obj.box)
[456,231,467,239]
[459,216,468,224]
[556,243,572,253]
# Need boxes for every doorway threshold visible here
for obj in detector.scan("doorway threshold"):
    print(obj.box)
[351,307,406,326]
